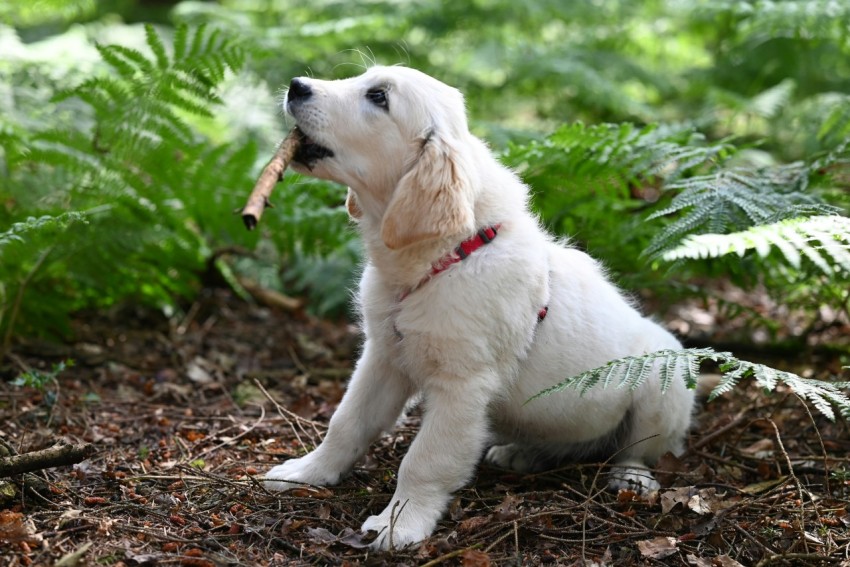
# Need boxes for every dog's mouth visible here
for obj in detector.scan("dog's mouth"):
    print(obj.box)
[293,127,334,169]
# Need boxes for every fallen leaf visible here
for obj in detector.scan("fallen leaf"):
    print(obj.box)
[661,487,695,514]
[662,487,723,515]
[741,438,774,457]
[617,489,639,503]
[461,549,491,567]
[655,451,688,486]
[186,358,213,384]
[0,510,42,545]
[458,515,490,534]
[493,493,522,522]
[686,554,712,567]
[637,536,677,559]
[687,488,723,515]
[288,486,333,499]
[338,527,372,549]
[306,526,338,545]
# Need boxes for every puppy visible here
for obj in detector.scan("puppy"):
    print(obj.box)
[264,66,695,550]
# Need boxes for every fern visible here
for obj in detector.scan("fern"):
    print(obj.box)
[661,214,850,275]
[644,162,838,258]
[531,348,850,420]
[693,0,850,44]
[0,24,254,339]
[0,212,90,251]
[508,122,726,188]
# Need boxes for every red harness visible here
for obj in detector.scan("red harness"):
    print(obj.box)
[398,224,549,322]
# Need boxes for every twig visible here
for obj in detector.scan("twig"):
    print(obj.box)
[689,410,749,452]
[766,418,810,553]
[181,405,266,465]
[794,393,831,495]
[0,443,96,477]
[420,543,484,566]
[754,552,842,566]
[482,529,517,553]
[253,377,325,442]
[240,129,303,230]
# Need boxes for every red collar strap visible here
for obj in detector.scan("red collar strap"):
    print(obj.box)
[399,224,501,302]
[396,222,548,326]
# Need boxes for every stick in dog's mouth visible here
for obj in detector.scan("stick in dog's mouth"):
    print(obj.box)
[240,128,305,230]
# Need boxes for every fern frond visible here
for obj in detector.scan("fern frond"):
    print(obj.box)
[645,164,838,258]
[661,215,850,275]
[529,348,721,400]
[0,211,90,251]
[748,79,795,119]
[145,24,170,69]
[172,24,189,62]
[96,44,153,78]
[531,348,850,420]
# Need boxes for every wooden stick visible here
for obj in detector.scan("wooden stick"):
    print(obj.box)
[240,128,303,230]
[0,443,96,477]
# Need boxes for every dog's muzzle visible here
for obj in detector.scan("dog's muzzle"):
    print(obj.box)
[286,78,335,169]
[292,128,334,169]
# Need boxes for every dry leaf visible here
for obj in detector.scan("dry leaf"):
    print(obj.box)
[662,487,723,515]
[461,549,492,567]
[741,438,774,457]
[458,515,490,534]
[186,358,213,384]
[338,527,372,549]
[0,510,42,545]
[686,554,712,567]
[661,487,695,514]
[493,493,522,522]
[306,526,337,545]
[288,486,333,499]
[637,536,678,559]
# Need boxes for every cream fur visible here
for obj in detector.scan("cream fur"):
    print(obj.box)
[264,66,695,550]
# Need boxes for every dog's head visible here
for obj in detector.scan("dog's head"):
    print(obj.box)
[286,66,477,250]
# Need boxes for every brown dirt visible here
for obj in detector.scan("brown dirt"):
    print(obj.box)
[1,288,849,566]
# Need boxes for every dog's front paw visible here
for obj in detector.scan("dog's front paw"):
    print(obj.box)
[361,500,439,550]
[263,454,341,492]
[485,443,535,472]
[608,464,660,494]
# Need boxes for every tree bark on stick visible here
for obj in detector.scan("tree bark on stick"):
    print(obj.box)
[241,128,303,230]
[0,443,96,477]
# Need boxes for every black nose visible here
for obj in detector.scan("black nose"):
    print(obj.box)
[288,78,312,102]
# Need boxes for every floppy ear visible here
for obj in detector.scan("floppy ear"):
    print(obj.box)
[345,188,362,220]
[381,131,476,250]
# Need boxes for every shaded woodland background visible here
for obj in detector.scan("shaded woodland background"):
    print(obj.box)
[1,0,850,565]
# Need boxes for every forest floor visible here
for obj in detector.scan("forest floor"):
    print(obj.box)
[1,286,849,566]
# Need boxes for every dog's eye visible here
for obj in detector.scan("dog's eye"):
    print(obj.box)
[366,87,389,110]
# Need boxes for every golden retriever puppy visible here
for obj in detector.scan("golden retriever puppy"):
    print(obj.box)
[264,66,695,550]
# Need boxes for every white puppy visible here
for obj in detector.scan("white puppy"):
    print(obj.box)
[264,66,695,550]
